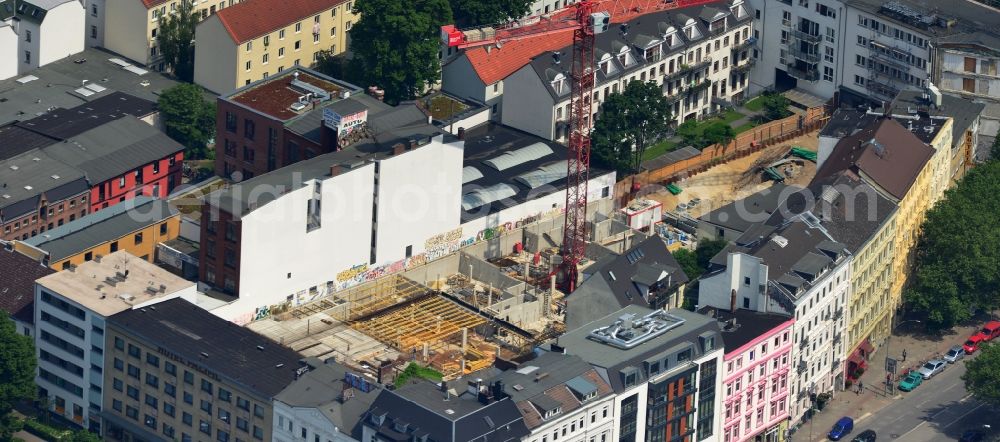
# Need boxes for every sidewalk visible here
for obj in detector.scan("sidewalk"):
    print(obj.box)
[799,320,982,441]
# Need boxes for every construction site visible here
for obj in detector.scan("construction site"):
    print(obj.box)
[247,199,643,383]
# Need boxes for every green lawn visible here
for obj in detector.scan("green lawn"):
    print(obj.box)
[734,121,758,134]
[394,363,443,388]
[717,109,745,125]
[643,140,679,161]
[743,96,764,112]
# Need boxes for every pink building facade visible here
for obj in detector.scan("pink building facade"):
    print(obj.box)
[715,310,795,442]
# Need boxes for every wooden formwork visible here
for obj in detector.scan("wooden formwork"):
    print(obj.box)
[285,275,428,322]
[350,295,486,353]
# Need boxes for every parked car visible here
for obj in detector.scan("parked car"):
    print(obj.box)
[972,321,1000,343]
[851,429,877,442]
[944,345,966,363]
[959,425,994,442]
[917,359,947,380]
[964,336,984,354]
[829,417,854,440]
[898,372,923,391]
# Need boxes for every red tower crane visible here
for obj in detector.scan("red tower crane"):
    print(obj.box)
[443,0,718,291]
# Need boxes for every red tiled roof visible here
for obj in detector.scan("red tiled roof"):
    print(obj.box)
[463,0,718,84]
[216,0,348,44]
[142,0,169,8]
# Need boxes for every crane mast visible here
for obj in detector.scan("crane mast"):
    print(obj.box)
[442,0,723,292]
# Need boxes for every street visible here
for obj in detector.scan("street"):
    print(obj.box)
[809,352,995,441]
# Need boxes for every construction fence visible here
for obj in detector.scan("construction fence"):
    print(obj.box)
[614,105,830,204]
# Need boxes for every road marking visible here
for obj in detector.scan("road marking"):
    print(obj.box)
[895,421,928,440]
[857,412,872,423]
[943,401,986,430]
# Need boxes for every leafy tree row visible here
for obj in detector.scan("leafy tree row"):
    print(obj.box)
[904,160,1000,329]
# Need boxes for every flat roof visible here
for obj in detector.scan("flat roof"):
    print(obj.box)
[0,48,188,126]
[846,0,1000,45]
[109,298,304,398]
[225,68,362,121]
[698,307,791,353]
[560,306,719,370]
[0,149,88,215]
[0,124,56,160]
[26,198,177,262]
[35,250,194,316]
[14,92,157,141]
[891,90,985,145]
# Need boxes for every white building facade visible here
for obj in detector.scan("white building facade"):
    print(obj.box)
[32,251,196,433]
[502,0,754,141]
[0,0,84,77]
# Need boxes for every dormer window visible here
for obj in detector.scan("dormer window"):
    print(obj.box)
[544,408,562,419]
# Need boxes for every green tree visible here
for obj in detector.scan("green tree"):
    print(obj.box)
[991,135,1000,162]
[760,92,792,121]
[702,122,735,149]
[313,50,363,85]
[696,238,728,271]
[349,0,452,104]
[155,0,199,82]
[672,248,699,281]
[158,84,216,160]
[449,0,532,27]
[0,316,35,439]
[962,342,1000,407]
[71,429,103,442]
[591,81,672,176]
[905,161,1000,328]
[676,120,703,148]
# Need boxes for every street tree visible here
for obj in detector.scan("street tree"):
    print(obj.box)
[696,238,728,271]
[905,160,1000,328]
[158,84,216,160]
[990,134,1000,162]
[962,342,1000,407]
[71,430,103,442]
[0,316,35,439]
[349,0,452,104]
[672,248,699,281]
[449,0,532,27]
[591,81,672,176]
[155,0,199,82]
[760,92,792,121]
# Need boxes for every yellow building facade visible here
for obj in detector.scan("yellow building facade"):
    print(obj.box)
[47,215,180,271]
[104,0,235,72]
[194,0,357,94]
[847,209,896,355]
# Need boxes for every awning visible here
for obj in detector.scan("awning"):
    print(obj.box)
[859,339,875,357]
[847,352,867,367]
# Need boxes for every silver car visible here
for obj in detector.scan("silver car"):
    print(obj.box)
[944,345,965,363]
[917,359,947,379]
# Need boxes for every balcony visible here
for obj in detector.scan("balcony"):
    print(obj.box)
[833,333,842,345]
[731,37,757,56]
[833,307,844,322]
[791,29,822,44]
[733,57,756,74]
[866,77,899,99]
[797,360,808,375]
[788,45,821,64]
[787,64,819,82]
[686,80,711,96]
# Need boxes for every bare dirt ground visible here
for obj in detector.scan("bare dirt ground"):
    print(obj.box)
[644,130,820,219]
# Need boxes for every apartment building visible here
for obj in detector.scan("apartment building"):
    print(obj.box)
[212,68,362,179]
[102,297,303,442]
[699,308,793,442]
[18,197,179,271]
[814,117,948,365]
[561,306,724,442]
[194,0,357,94]
[501,0,754,141]
[0,150,90,242]
[891,90,986,183]
[272,357,380,442]
[360,375,530,442]
[102,0,236,71]
[32,251,196,431]
[699,215,851,425]
[567,235,690,329]
[493,352,617,442]
[0,0,85,78]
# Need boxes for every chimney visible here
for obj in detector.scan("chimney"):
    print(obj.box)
[730,288,737,314]
[408,139,418,150]
[392,143,406,156]
[330,165,342,176]
[457,127,465,140]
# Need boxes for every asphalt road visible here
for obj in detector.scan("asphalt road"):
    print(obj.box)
[852,353,996,441]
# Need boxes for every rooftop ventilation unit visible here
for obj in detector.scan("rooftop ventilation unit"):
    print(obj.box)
[587,310,687,349]
[290,78,331,101]
[289,102,307,112]
[771,235,789,248]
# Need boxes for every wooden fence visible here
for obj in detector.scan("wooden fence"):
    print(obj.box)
[613,105,830,203]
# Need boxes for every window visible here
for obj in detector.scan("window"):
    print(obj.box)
[113,399,122,412]
[183,412,193,426]
[145,394,158,408]
[126,406,139,420]
[295,22,302,32]
[184,392,193,405]
[127,364,140,379]
[237,397,249,411]
[146,353,160,367]
[127,385,139,400]
[200,420,211,435]
[134,232,144,245]
[244,119,255,140]
[253,404,264,418]
[218,408,230,423]
[294,40,301,50]
[114,358,124,371]
[218,388,231,402]
[253,426,264,440]
[146,373,159,388]
[225,112,237,133]
[236,417,248,432]
[25,30,30,42]
[245,61,251,71]
[201,379,214,394]
[201,400,212,413]
[184,371,194,385]
[165,383,176,397]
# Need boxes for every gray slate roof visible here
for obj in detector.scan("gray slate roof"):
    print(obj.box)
[698,183,799,234]
[42,116,184,183]
[25,197,176,262]
[0,149,88,218]
[566,235,688,330]
[0,245,54,323]
[274,357,379,439]
[891,90,986,147]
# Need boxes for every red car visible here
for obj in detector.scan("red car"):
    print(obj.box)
[973,321,1000,342]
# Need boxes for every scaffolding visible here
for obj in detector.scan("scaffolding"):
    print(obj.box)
[351,295,486,352]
